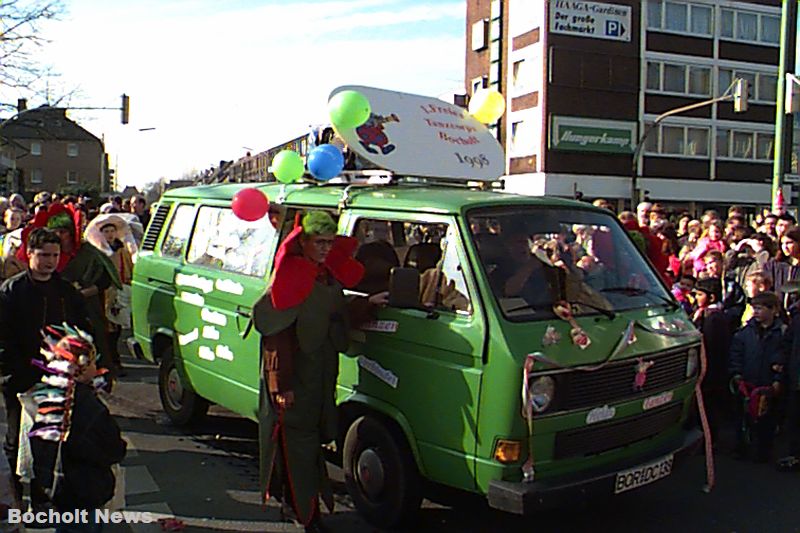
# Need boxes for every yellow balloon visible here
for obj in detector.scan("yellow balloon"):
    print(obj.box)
[469,88,506,124]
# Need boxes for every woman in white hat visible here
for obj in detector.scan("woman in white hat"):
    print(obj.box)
[85,214,137,376]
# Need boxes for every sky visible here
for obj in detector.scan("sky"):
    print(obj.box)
[34,0,466,189]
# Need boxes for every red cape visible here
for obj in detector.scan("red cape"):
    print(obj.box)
[270,226,365,310]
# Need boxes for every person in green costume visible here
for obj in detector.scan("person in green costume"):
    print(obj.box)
[253,211,384,533]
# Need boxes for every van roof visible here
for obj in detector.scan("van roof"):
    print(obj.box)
[161,182,592,215]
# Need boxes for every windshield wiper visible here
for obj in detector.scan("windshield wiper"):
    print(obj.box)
[504,300,615,320]
[600,286,677,310]
[567,299,616,320]
[503,302,553,314]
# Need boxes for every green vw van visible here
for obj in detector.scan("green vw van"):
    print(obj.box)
[130,87,702,528]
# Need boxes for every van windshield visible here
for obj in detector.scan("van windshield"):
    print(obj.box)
[467,207,673,321]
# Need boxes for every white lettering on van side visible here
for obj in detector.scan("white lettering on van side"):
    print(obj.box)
[201,308,227,327]
[202,326,220,340]
[178,329,199,346]
[216,345,234,361]
[175,273,214,294]
[357,356,398,388]
[180,292,205,307]
[198,346,215,361]
[215,279,244,295]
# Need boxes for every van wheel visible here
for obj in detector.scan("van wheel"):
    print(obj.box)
[343,415,422,528]
[158,347,208,426]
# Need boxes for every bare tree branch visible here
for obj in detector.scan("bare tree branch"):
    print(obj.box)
[0,0,65,95]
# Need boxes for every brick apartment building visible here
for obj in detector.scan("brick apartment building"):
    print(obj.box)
[466,0,784,212]
[0,105,110,198]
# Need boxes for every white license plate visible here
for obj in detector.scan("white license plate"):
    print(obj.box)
[613,454,674,494]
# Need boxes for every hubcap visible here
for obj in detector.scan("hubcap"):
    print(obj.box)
[165,367,184,410]
[356,448,385,501]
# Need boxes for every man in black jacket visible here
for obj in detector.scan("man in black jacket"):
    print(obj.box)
[0,228,92,502]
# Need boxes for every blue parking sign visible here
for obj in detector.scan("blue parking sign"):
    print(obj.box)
[606,20,621,37]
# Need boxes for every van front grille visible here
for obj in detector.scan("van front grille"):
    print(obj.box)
[141,204,170,251]
[558,349,690,411]
[553,402,682,459]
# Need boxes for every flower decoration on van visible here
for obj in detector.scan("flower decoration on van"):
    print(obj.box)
[328,89,371,129]
[541,325,561,347]
[271,150,305,184]
[231,188,269,221]
[552,301,591,350]
[468,88,506,124]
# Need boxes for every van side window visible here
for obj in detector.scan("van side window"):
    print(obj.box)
[187,206,277,277]
[353,219,472,314]
[161,205,195,259]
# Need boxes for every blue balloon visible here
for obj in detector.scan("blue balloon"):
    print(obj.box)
[307,144,345,181]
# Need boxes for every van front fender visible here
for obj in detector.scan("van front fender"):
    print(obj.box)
[338,392,422,472]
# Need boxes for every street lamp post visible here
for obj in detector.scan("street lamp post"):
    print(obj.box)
[772,0,798,213]
[631,79,749,207]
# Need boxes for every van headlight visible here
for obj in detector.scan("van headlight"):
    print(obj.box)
[529,376,556,413]
[685,348,699,378]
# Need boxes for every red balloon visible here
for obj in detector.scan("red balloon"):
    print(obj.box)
[231,188,269,221]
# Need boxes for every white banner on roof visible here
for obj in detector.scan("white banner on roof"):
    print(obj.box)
[330,86,505,181]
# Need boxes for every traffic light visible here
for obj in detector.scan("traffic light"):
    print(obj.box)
[733,78,749,113]
[121,94,130,124]
[786,73,800,114]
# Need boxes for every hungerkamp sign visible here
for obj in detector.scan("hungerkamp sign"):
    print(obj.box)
[550,116,636,154]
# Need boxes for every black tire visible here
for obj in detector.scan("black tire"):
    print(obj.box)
[158,345,209,426]
[343,415,422,529]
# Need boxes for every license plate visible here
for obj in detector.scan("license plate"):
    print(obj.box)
[614,454,674,494]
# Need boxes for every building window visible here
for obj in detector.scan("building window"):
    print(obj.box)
[471,19,488,51]
[471,76,488,95]
[717,128,773,161]
[719,68,777,103]
[30,169,43,184]
[30,142,42,156]
[644,122,710,158]
[646,60,711,97]
[720,9,780,45]
[66,171,78,184]
[67,143,79,157]
[647,0,713,37]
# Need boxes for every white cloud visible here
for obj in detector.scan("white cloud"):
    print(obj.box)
[31,0,465,188]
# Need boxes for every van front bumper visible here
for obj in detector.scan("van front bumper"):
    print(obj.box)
[487,428,702,514]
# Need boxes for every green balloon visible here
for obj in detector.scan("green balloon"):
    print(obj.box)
[328,90,371,129]
[272,150,304,184]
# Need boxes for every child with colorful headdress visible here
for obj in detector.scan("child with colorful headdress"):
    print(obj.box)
[17,324,126,530]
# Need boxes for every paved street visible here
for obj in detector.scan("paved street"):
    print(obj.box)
[3,348,800,533]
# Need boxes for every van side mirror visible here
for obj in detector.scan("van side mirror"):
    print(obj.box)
[388,267,420,309]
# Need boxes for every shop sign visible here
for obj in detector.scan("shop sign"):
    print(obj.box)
[550,0,631,42]
[550,116,636,154]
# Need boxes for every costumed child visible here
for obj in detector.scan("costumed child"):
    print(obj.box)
[671,274,695,315]
[728,291,787,462]
[16,325,126,532]
[691,278,731,444]
[253,211,385,533]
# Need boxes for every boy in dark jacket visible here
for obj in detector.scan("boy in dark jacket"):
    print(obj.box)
[19,327,126,532]
[0,228,93,506]
[778,295,800,472]
[691,278,731,442]
[729,291,786,462]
